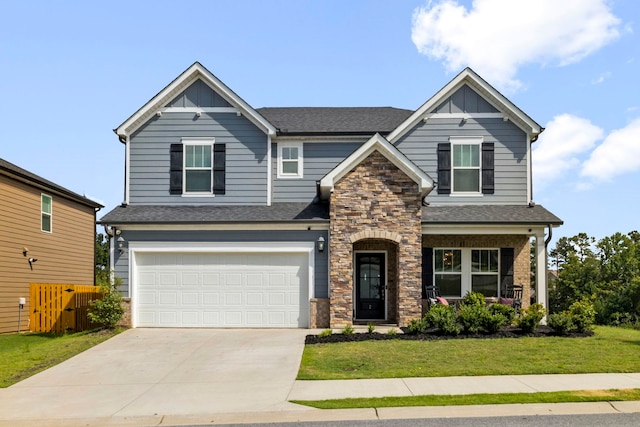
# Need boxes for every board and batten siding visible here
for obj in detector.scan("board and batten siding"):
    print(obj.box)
[129,112,269,205]
[113,229,329,299]
[0,174,96,334]
[272,141,362,202]
[395,117,529,205]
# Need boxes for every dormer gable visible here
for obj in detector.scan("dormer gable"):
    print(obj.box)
[319,133,434,200]
[114,62,276,140]
[387,68,543,143]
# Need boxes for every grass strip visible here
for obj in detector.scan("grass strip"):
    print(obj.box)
[298,326,640,380]
[0,328,121,388]
[292,388,640,409]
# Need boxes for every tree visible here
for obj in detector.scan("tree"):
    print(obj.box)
[95,232,109,285]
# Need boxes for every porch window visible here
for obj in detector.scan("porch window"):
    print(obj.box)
[433,248,500,298]
[434,249,462,297]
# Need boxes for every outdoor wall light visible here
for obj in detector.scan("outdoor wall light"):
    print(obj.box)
[117,235,126,253]
[317,236,325,252]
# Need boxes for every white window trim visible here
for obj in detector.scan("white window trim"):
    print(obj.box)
[434,247,500,298]
[182,138,215,196]
[41,193,52,233]
[277,142,303,179]
[450,136,483,196]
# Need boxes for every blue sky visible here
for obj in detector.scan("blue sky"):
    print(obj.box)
[1,0,638,248]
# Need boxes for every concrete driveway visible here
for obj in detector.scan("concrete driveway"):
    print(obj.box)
[0,328,310,425]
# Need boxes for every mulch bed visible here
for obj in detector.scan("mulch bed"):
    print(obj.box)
[305,326,593,344]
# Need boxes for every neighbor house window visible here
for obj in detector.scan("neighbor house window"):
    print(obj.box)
[184,142,213,193]
[41,194,52,232]
[278,142,303,178]
[434,248,500,298]
[452,142,480,193]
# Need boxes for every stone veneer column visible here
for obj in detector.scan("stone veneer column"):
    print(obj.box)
[329,151,423,327]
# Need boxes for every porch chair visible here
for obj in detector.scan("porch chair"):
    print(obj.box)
[424,285,449,310]
[500,284,523,311]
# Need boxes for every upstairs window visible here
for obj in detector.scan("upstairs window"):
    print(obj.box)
[41,194,52,232]
[184,143,213,193]
[453,143,480,193]
[278,142,303,178]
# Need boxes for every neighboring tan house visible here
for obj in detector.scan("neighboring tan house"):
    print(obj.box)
[0,158,102,334]
[100,62,562,329]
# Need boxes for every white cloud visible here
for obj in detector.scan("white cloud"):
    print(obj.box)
[591,72,612,84]
[533,114,603,189]
[581,117,640,180]
[411,0,621,92]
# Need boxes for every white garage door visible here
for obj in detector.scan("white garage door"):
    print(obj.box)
[134,252,309,328]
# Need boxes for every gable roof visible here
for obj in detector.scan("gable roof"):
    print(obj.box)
[387,67,543,143]
[0,158,103,209]
[257,107,412,136]
[114,62,276,140]
[319,133,434,200]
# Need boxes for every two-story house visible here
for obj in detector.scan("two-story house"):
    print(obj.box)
[0,158,102,334]
[100,62,562,329]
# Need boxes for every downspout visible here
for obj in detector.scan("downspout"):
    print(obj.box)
[544,224,553,312]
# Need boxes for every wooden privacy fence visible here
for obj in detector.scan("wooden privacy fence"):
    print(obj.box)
[30,284,103,333]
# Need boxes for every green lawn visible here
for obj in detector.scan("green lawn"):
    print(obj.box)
[298,326,640,380]
[0,329,121,388]
[293,389,640,409]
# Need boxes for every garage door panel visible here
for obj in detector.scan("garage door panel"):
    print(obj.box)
[135,251,309,328]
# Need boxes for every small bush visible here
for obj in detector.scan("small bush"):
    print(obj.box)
[462,291,486,307]
[488,303,516,325]
[318,329,333,338]
[88,277,124,329]
[341,324,354,335]
[367,322,376,333]
[387,328,398,335]
[515,303,546,333]
[407,317,427,335]
[457,304,490,334]
[425,304,460,336]
[548,312,575,335]
[568,299,596,332]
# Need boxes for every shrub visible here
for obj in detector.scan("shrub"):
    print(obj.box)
[318,329,333,338]
[462,291,486,307]
[515,303,546,333]
[483,312,510,334]
[367,322,376,333]
[488,303,516,325]
[548,312,575,335]
[88,277,125,329]
[457,304,490,334]
[407,317,427,335]
[425,304,460,336]
[568,299,596,332]
[387,328,398,335]
[341,324,354,335]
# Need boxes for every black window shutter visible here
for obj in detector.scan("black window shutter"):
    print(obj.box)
[437,143,451,194]
[422,247,434,299]
[213,143,226,195]
[482,142,494,194]
[169,144,183,195]
[500,248,514,296]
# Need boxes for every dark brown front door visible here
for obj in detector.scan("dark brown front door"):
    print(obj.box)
[355,253,385,320]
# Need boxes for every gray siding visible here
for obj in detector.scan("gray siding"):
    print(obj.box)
[166,79,232,108]
[433,85,499,114]
[129,112,268,204]
[272,141,362,202]
[114,229,329,299]
[396,118,528,205]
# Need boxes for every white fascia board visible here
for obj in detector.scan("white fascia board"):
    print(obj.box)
[388,68,542,143]
[128,240,315,253]
[115,62,276,138]
[422,224,546,235]
[319,133,433,199]
[115,223,330,231]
